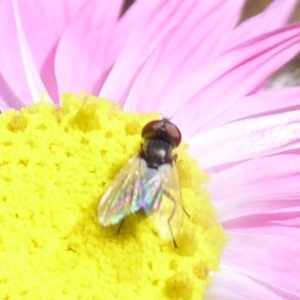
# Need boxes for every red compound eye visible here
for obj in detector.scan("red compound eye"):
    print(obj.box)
[141,119,181,148]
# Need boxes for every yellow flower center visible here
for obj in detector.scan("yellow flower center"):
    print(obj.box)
[0,93,227,300]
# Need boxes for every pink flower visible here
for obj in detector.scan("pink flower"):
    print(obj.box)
[1,0,299,299]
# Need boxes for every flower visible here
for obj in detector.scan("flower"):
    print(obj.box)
[0,0,300,299]
[0,94,227,299]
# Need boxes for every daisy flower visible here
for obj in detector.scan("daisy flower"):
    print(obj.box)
[0,0,300,299]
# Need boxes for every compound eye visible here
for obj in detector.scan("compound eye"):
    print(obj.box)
[164,121,181,147]
[141,119,181,148]
[141,120,164,137]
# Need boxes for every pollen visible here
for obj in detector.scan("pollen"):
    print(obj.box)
[0,93,227,300]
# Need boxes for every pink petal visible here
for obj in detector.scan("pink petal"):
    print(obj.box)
[107,0,163,74]
[11,0,50,103]
[207,266,293,300]
[101,0,246,107]
[189,109,300,170]
[205,292,241,300]
[101,0,195,105]
[0,73,24,110]
[122,0,246,111]
[171,23,300,138]
[0,1,85,108]
[55,0,122,96]
[0,0,32,103]
[222,227,300,296]
[206,154,300,223]
[14,0,86,103]
[223,211,300,232]
[269,212,300,227]
[228,0,297,47]
[188,88,300,168]
[195,87,300,129]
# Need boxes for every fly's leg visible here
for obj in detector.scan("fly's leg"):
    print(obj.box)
[171,153,190,219]
[162,189,178,248]
[183,207,190,218]
[164,186,190,220]
[116,219,125,235]
[172,153,179,163]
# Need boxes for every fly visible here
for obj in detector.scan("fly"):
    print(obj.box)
[97,118,185,247]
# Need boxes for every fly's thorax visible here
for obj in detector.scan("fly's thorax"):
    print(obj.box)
[140,138,173,169]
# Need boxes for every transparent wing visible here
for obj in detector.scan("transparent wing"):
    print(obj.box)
[97,154,147,226]
[98,153,184,244]
[144,162,184,242]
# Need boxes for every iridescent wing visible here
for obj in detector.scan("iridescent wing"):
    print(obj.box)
[98,154,184,244]
[97,154,147,226]
[143,162,184,243]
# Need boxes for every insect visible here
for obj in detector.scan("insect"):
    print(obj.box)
[97,118,185,247]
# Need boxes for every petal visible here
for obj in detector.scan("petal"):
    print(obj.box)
[228,0,297,47]
[55,0,122,96]
[11,0,50,104]
[205,292,242,300]
[14,0,86,102]
[0,72,24,111]
[101,0,246,107]
[222,211,300,231]
[172,23,300,138]
[0,1,32,103]
[207,266,292,300]
[0,0,83,106]
[0,0,54,108]
[122,0,246,111]
[107,0,161,73]
[206,154,300,222]
[193,87,300,129]
[222,227,300,297]
[189,109,300,170]
[101,0,195,105]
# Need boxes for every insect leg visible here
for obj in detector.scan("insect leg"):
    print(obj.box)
[162,189,178,248]
[183,206,190,218]
[172,153,178,163]
[163,189,190,218]
[116,219,125,235]
[171,155,190,219]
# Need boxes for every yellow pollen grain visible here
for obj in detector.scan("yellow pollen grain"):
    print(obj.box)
[0,93,227,300]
